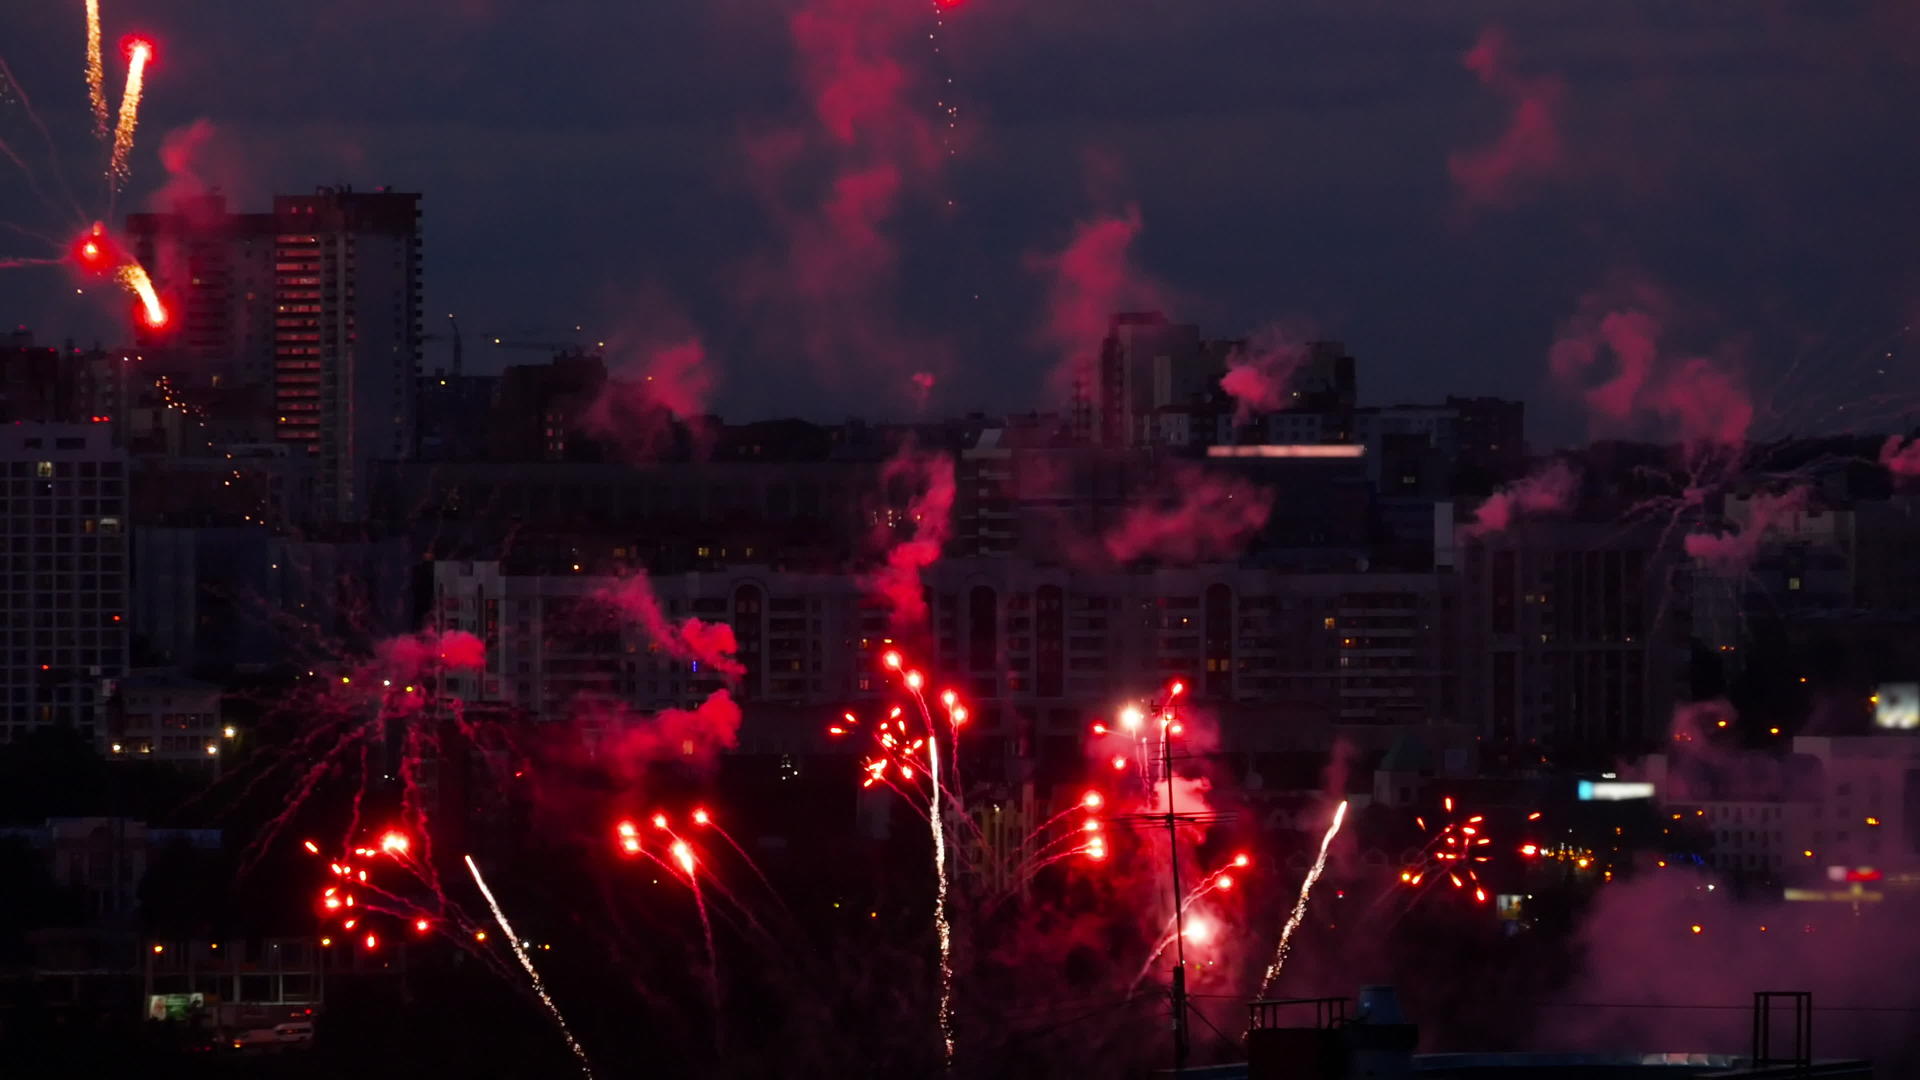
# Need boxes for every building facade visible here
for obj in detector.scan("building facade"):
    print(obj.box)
[128,188,423,521]
[0,424,130,739]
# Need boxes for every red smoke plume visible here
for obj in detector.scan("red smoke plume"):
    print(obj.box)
[1880,435,1920,479]
[735,0,949,402]
[599,689,743,776]
[1549,283,1754,449]
[378,629,486,678]
[1030,206,1166,399]
[580,337,715,460]
[1463,460,1579,537]
[864,447,956,628]
[1218,329,1312,421]
[1449,26,1565,211]
[599,575,745,677]
[1684,486,1809,577]
[1101,464,1273,564]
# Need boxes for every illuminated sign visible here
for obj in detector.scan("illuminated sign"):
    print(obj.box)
[1783,884,1883,903]
[1578,780,1655,801]
[145,993,204,1021]
[1827,866,1883,883]
[1206,444,1366,459]
[1874,683,1918,730]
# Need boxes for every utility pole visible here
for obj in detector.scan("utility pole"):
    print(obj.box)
[1113,682,1226,1077]
[1164,719,1190,1073]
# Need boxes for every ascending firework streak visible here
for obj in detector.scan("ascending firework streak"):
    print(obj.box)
[828,649,964,1064]
[108,36,150,188]
[84,0,107,137]
[463,854,594,1078]
[1254,800,1348,1002]
[891,651,956,1067]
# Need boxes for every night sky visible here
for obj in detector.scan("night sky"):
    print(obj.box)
[4,0,1919,437]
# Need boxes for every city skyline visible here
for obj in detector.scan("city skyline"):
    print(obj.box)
[2,2,1916,432]
[3,2,1920,1076]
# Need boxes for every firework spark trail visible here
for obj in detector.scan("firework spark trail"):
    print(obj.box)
[1254,799,1347,1003]
[0,56,87,223]
[675,841,725,1052]
[84,0,107,137]
[1,256,62,269]
[903,674,955,1066]
[114,260,166,326]
[698,815,790,916]
[108,37,150,189]
[1130,857,1247,990]
[463,854,594,1078]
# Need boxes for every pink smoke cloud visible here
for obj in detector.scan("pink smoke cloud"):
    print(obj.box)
[1548,283,1755,449]
[910,371,936,409]
[864,447,956,629]
[732,0,950,404]
[378,628,486,678]
[1101,464,1273,564]
[1219,331,1308,421]
[599,574,745,678]
[1463,460,1579,537]
[148,118,255,220]
[1029,206,1166,400]
[580,337,714,461]
[1448,26,1565,211]
[1880,435,1920,479]
[1683,486,1809,577]
[598,689,743,777]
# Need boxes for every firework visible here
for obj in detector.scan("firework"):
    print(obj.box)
[674,836,724,1045]
[1394,796,1502,906]
[84,0,107,137]
[1132,855,1251,989]
[108,35,150,188]
[1255,799,1347,1001]
[72,222,112,273]
[833,649,958,1064]
[114,252,166,326]
[464,853,594,1077]
[894,653,955,1066]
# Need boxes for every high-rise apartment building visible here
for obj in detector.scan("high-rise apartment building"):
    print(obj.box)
[0,424,129,740]
[125,195,277,387]
[128,187,423,520]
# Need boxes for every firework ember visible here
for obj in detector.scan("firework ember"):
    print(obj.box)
[71,222,112,273]
[1395,796,1503,906]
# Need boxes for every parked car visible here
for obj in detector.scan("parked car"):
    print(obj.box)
[231,1028,281,1050]
[274,1021,315,1044]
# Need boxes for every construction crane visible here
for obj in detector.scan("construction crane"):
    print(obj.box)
[485,325,605,355]
[420,313,464,374]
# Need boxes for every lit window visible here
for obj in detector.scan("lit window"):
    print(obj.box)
[35,462,53,478]
[1788,576,1802,591]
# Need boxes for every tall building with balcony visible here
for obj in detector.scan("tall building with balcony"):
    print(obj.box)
[0,424,130,740]
[270,188,422,520]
